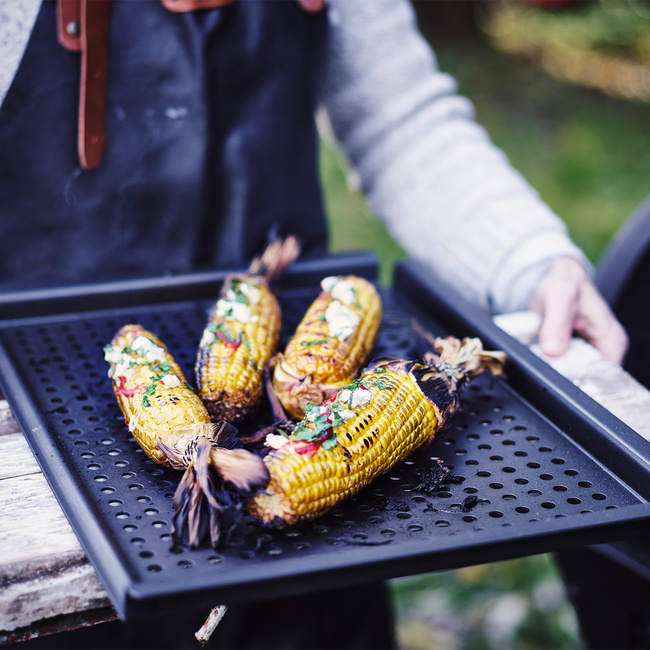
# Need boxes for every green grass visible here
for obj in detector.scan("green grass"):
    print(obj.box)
[316,7,650,647]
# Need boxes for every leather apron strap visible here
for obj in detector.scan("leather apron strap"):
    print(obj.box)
[56,0,81,51]
[56,0,235,169]
[57,0,111,169]
[161,0,236,12]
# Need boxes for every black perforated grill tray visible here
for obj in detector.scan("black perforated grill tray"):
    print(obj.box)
[2,253,650,620]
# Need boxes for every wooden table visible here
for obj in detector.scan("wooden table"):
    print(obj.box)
[0,401,115,644]
[2,312,650,643]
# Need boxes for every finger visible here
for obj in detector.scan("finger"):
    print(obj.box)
[536,278,579,358]
[529,257,628,364]
[574,285,629,364]
[588,320,628,365]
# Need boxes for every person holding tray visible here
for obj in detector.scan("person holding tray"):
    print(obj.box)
[0,0,627,647]
[0,0,626,366]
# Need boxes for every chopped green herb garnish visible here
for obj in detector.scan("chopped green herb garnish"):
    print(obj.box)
[240,332,253,356]
[292,402,343,449]
[369,379,394,390]
[227,278,254,304]
[322,437,338,451]
[208,322,239,344]
[301,339,329,347]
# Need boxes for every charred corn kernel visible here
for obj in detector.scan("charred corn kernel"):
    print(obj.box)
[272,275,382,419]
[105,324,268,548]
[105,324,212,466]
[248,336,505,527]
[195,237,300,423]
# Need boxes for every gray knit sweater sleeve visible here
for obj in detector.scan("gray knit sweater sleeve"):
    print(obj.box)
[322,0,590,313]
[0,0,39,106]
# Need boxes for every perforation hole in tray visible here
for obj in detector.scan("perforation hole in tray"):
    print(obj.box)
[0,288,643,582]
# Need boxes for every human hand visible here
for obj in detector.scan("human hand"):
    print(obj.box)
[529,257,628,365]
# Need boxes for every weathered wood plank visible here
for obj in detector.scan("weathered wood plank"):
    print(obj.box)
[0,431,40,479]
[0,472,113,631]
[0,399,21,437]
[495,312,650,440]
[534,338,650,441]
[0,607,118,645]
[0,473,84,565]
[0,400,114,632]
[0,551,111,632]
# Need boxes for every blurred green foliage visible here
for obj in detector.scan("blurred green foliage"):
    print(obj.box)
[487,0,650,61]
[390,554,582,650]
[424,5,650,265]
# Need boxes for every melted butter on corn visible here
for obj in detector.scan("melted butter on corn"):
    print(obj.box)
[323,300,360,340]
[321,275,356,305]
[104,337,166,380]
[320,276,362,340]
[212,279,261,326]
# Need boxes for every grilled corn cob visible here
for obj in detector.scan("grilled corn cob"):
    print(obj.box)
[195,237,300,423]
[248,335,505,527]
[105,324,268,547]
[271,275,382,419]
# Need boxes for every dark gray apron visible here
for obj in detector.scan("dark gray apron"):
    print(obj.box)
[0,0,328,290]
